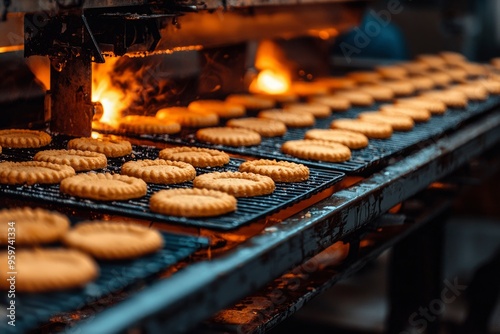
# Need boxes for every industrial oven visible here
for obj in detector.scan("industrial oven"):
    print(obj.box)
[1,0,500,333]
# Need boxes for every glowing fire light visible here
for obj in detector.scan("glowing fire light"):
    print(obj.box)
[249,40,291,95]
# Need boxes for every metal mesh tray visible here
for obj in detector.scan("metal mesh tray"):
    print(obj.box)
[0,141,344,230]
[0,231,209,334]
[129,95,500,174]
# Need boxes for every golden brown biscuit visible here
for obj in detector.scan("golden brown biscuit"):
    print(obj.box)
[471,78,500,94]
[227,117,287,137]
[455,62,488,77]
[408,76,435,91]
[304,129,369,149]
[347,71,383,84]
[256,92,300,104]
[34,149,107,172]
[425,71,453,88]
[416,54,447,69]
[377,80,416,97]
[399,61,431,74]
[442,67,468,83]
[0,161,75,185]
[395,97,447,115]
[284,103,332,118]
[358,84,395,101]
[379,105,431,122]
[258,109,315,127]
[375,65,408,80]
[0,207,70,246]
[118,115,181,135]
[449,84,489,101]
[308,95,351,111]
[159,146,230,167]
[420,90,468,108]
[150,188,237,217]
[281,139,351,162]
[358,111,414,131]
[238,159,310,182]
[197,127,262,146]
[439,51,467,65]
[333,90,374,106]
[225,94,275,110]
[68,137,132,158]
[156,107,219,128]
[330,118,393,139]
[121,159,196,184]
[193,171,275,197]
[63,221,164,260]
[60,172,147,201]
[0,248,98,292]
[0,129,51,148]
[289,82,329,96]
[313,77,357,90]
[188,100,246,118]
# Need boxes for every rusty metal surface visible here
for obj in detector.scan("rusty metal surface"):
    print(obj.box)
[70,111,500,334]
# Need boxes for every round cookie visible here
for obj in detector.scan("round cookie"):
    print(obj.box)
[398,61,431,74]
[256,92,300,104]
[284,103,332,118]
[196,127,261,147]
[377,80,416,97]
[0,161,75,185]
[330,118,393,139]
[121,159,196,184]
[156,107,219,128]
[0,129,51,148]
[420,90,468,108]
[450,84,489,101]
[68,137,132,158]
[440,51,467,65]
[188,100,246,118]
[358,111,415,131]
[472,79,500,95]
[150,188,237,217]
[375,65,408,80]
[281,139,351,162]
[332,90,374,107]
[0,207,70,246]
[225,94,275,110]
[63,221,164,260]
[425,72,453,88]
[408,76,435,91]
[60,172,147,201]
[239,159,309,182]
[258,109,315,128]
[304,129,369,149]
[308,95,351,111]
[395,97,447,115]
[34,149,107,172]
[358,84,395,101]
[289,82,329,96]
[193,171,275,197]
[118,115,181,134]
[0,248,98,292]
[347,71,383,84]
[159,146,230,167]
[416,54,447,69]
[226,117,287,137]
[443,68,468,83]
[379,105,431,122]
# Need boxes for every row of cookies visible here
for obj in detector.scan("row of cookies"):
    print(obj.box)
[0,207,164,292]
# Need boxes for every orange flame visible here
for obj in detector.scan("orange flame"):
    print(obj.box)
[249,40,291,95]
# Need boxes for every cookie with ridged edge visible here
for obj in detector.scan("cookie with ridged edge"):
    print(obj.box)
[347,71,382,84]
[150,188,237,217]
[449,84,489,101]
[63,221,164,260]
[408,76,435,91]
[225,94,275,109]
[60,172,147,201]
[118,115,181,134]
[193,171,275,197]
[239,159,310,182]
[281,139,351,162]
[0,248,98,292]
[0,129,51,148]
[196,127,261,147]
[419,90,468,108]
[472,79,500,95]
[156,106,219,128]
[330,118,393,139]
[258,109,315,128]
[425,72,453,88]
[68,137,132,158]
[34,149,107,172]
[395,97,447,115]
[304,129,369,149]
[398,61,431,74]
[358,84,395,101]
[358,111,414,131]
[0,161,75,185]
[284,103,332,118]
[159,146,229,167]
[121,159,196,184]
[375,65,408,80]
[332,90,374,106]
[308,95,351,111]
[377,80,416,97]
[188,100,246,118]
[416,54,447,69]
[226,117,287,137]
[0,207,70,246]
[379,105,431,122]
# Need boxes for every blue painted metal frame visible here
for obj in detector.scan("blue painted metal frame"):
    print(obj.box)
[70,111,500,334]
